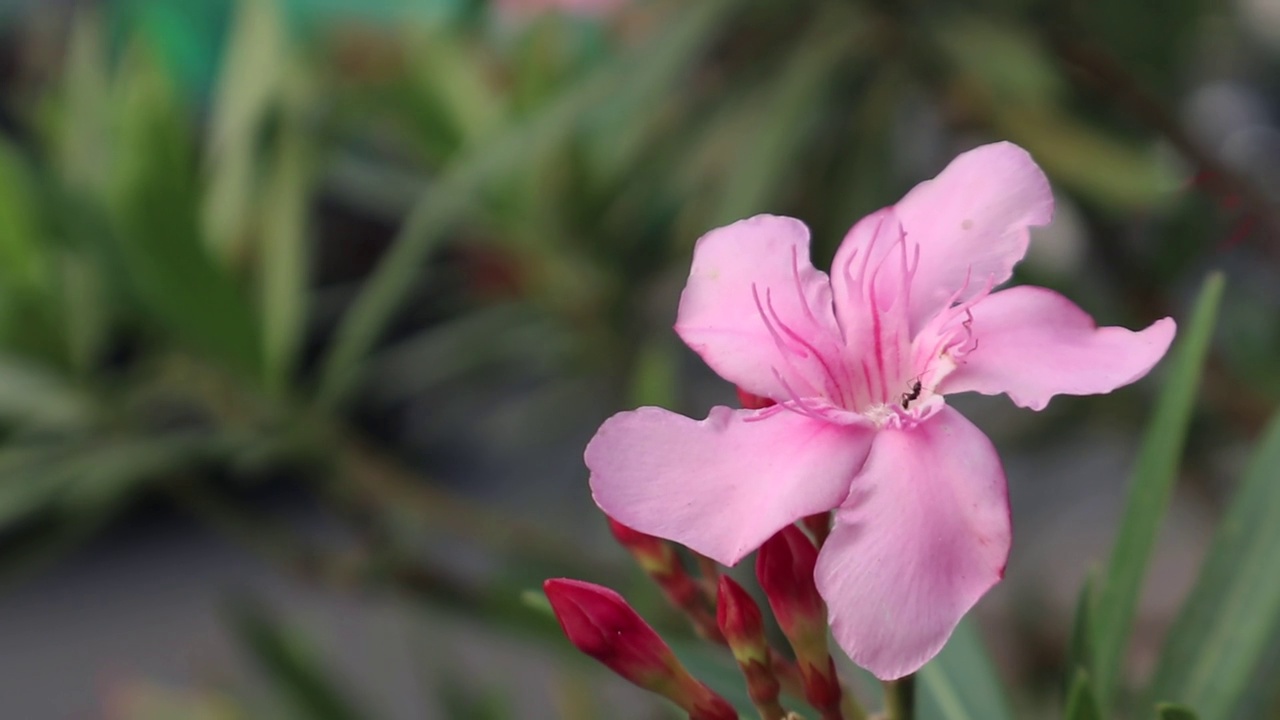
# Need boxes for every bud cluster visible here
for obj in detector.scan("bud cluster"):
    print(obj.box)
[543,389,887,720]
[546,516,883,719]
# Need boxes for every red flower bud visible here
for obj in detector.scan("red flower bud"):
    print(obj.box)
[755,525,824,635]
[755,528,845,718]
[718,576,786,718]
[802,512,832,547]
[544,578,676,683]
[607,517,677,575]
[717,576,766,662]
[801,657,844,713]
[736,387,777,410]
[607,518,722,642]
[544,579,737,716]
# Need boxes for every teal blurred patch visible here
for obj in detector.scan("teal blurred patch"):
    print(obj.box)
[112,0,468,97]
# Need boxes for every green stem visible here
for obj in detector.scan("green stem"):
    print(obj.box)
[883,675,915,720]
[840,690,868,720]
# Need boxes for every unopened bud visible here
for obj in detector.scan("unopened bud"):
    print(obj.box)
[736,387,777,410]
[544,579,737,716]
[718,576,786,719]
[607,517,676,575]
[756,525,825,639]
[756,527,845,718]
[803,511,832,546]
[717,576,768,664]
[607,518,722,642]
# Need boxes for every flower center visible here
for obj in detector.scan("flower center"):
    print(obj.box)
[750,218,990,429]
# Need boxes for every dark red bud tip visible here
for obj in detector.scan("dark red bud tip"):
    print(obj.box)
[802,512,831,546]
[736,387,777,410]
[801,658,844,712]
[543,578,675,680]
[755,525,824,630]
[716,575,764,645]
[607,517,654,547]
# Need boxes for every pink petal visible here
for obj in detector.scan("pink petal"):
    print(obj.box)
[586,405,873,566]
[939,285,1177,410]
[827,210,920,407]
[882,142,1053,329]
[675,215,843,402]
[815,406,1010,680]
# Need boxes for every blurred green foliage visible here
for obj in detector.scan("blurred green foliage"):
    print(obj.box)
[0,0,1274,718]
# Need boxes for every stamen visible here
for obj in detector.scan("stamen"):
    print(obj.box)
[920,270,995,362]
[790,247,819,327]
[866,278,890,404]
[763,288,844,403]
[770,369,831,423]
[752,284,808,360]
[742,405,785,423]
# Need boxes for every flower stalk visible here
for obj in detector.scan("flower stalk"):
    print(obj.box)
[883,675,915,720]
[607,518,723,643]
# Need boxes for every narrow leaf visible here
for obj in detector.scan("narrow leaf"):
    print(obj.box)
[918,619,1013,720]
[1065,570,1096,689]
[231,601,368,720]
[260,75,315,394]
[711,7,852,226]
[1090,272,1224,706]
[1065,670,1103,720]
[1155,703,1200,720]
[108,49,263,375]
[203,0,288,261]
[53,8,111,194]
[1142,406,1280,718]
[0,354,92,428]
[315,0,736,408]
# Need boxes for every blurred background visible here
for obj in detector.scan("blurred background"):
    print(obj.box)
[0,0,1274,717]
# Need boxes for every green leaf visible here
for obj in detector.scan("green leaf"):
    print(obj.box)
[1065,670,1103,720]
[0,354,92,429]
[108,48,263,375]
[315,0,737,408]
[203,0,288,262]
[938,17,1066,107]
[259,75,315,394]
[57,252,111,376]
[918,619,1013,720]
[231,600,369,720]
[520,589,553,617]
[0,139,50,293]
[438,673,510,720]
[997,106,1182,210]
[628,340,679,409]
[1089,272,1224,706]
[1155,703,1200,720]
[710,6,853,227]
[52,9,112,194]
[1066,570,1096,689]
[1142,406,1280,718]
[403,28,504,153]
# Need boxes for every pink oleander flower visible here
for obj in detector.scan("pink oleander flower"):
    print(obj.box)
[585,142,1176,680]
